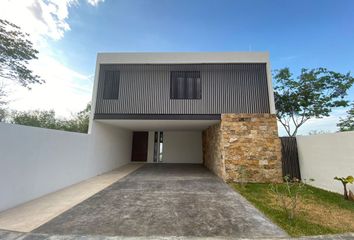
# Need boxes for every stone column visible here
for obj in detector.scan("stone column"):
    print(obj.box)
[202,113,282,183]
[202,123,226,179]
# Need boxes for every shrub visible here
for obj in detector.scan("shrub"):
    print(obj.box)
[334,176,354,200]
[270,176,313,220]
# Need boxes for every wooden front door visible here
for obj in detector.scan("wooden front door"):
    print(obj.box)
[131,131,149,162]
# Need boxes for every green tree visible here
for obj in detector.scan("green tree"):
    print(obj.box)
[11,110,59,129]
[0,108,6,122]
[10,104,91,133]
[0,83,7,122]
[1,19,43,120]
[60,103,91,133]
[274,68,354,136]
[337,103,354,132]
[0,19,42,87]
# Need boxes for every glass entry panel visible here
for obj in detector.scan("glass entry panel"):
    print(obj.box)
[153,131,163,163]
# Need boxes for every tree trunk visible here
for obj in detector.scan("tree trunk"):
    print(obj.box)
[343,182,349,200]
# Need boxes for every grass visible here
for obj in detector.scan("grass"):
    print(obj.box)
[230,183,354,237]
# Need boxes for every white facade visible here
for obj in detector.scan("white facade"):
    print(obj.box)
[297,131,354,194]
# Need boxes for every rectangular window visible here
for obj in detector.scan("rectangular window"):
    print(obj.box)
[170,71,201,99]
[103,70,120,99]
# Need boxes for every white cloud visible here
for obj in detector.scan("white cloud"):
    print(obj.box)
[0,0,75,43]
[87,0,104,6]
[0,0,103,117]
[4,51,93,118]
[0,0,103,43]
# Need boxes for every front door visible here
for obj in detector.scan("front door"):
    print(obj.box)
[131,131,148,162]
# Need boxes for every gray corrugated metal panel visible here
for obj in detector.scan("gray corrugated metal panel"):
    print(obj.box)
[95,63,270,115]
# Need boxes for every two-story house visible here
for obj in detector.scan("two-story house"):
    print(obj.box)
[89,52,282,183]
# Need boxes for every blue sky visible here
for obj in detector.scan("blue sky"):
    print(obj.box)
[1,0,353,135]
[55,0,354,76]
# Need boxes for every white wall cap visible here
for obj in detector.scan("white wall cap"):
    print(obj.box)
[96,52,269,64]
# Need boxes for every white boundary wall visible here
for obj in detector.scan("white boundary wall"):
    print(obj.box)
[297,131,354,194]
[0,122,132,212]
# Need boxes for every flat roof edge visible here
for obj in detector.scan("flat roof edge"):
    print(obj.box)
[94,114,221,120]
[96,52,269,64]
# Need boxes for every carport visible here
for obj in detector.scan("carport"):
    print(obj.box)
[94,119,219,164]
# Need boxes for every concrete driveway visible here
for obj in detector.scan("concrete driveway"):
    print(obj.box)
[33,164,287,238]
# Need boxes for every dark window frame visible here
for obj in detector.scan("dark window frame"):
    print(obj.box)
[170,71,201,100]
[103,70,120,100]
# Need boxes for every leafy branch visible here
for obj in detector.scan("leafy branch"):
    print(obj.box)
[0,19,43,87]
[274,68,354,136]
[337,103,354,132]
